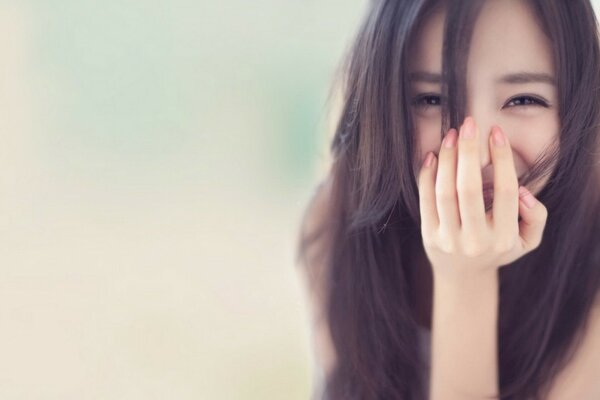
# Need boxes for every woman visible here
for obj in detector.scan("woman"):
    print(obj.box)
[296,0,600,399]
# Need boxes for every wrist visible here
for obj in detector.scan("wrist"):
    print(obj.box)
[433,268,499,307]
[432,264,498,286]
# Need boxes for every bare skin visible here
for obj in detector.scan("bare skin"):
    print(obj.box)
[419,117,548,399]
[407,0,559,331]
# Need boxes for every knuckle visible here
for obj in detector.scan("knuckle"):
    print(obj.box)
[422,234,436,249]
[421,231,437,248]
[463,246,484,258]
[530,204,549,224]
[530,237,543,251]
[539,204,549,219]
[436,234,455,253]
[458,184,480,198]
[461,240,485,257]
[523,234,543,251]
[435,187,454,201]
[439,242,455,254]
[495,185,518,198]
[494,237,515,253]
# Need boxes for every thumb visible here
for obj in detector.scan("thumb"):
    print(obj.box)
[518,185,549,252]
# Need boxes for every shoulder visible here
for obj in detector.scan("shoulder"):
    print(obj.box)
[544,293,600,399]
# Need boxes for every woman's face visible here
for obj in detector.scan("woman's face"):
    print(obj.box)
[409,0,559,198]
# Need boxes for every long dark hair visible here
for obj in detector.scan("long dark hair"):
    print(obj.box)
[296,0,600,399]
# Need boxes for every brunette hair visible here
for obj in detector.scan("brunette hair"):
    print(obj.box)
[297,0,600,399]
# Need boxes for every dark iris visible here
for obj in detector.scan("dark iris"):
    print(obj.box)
[413,94,443,107]
[505,96,548,108]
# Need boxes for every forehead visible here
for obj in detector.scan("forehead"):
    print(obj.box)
[409,0,555,81]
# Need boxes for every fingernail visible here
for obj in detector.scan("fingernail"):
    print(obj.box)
[492,126,505,146]
[423,152,434,167]
[519,186,536,208]
[444,129,457,148]
[461,117,475,139]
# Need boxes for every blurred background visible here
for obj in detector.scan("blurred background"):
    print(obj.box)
[0,0,368,399]
[1,1,599,399]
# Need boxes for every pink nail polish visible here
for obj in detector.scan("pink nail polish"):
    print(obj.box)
[519,186,536,208]
[423,152,434,167]
[493,126,505,146]
[461,117,475,139]
[444,129,457,148]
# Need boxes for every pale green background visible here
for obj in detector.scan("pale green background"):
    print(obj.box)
[0,1,598,399]
[0,1,366,399]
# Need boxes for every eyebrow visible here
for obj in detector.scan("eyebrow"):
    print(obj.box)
[409,71,556,86]
[497,72,556,86]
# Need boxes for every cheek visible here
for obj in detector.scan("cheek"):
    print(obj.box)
[414,131,443,173]
[504,119,559,167]
[504,118,559,195]
[414,118,444,165]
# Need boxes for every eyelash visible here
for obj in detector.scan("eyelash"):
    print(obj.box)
[412,94,550,109]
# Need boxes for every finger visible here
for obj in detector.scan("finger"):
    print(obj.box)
[435,128,461,234]
[489,125,519,239]
[517,185,548,251]
[456,117,486,235]
[418,151,440,235]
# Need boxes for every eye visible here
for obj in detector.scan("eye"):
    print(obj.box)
[412,93,444,109]
[503,95,549,109]
[411,93,551,110]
